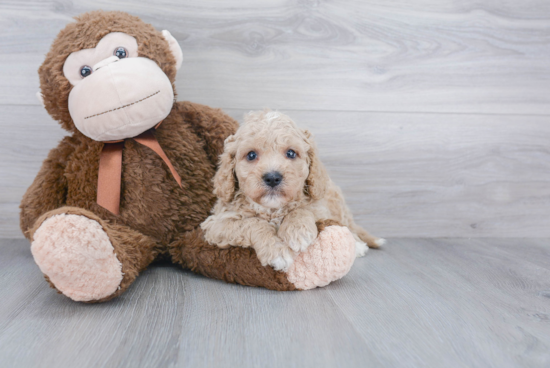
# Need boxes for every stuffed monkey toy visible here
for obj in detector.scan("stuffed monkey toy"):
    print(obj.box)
[20,11,357,302]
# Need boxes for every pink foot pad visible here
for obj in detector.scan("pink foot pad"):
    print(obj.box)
[31,214,123,302]
[286,225,356,290]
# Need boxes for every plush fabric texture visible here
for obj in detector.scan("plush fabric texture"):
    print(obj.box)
[21,11,305,302]
[31,213,123,301]
[38,11,179,133]
[168,228,298,291]
[21,97,305,301]
[21,11,357,302]
[68,57,174,141]
[286,224,356,290]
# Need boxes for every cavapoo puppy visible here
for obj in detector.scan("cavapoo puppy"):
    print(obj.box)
[201,110,385,271]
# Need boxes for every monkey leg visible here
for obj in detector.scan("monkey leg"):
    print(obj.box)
[168,228,297,291]
[29,207,160,302]
[169,220,356,291]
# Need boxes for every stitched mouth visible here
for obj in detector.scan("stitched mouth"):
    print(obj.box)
[84,90,160,120]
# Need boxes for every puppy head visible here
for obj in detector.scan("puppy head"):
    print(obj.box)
[213,110,328,208]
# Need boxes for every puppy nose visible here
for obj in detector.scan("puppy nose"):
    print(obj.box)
[263,171,283,188]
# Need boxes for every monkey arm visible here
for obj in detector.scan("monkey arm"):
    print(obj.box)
[177,101,239,165]
[19,136,75,239]
[168,227,297,291]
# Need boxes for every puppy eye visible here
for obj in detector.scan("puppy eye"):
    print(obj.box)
[246,151,257,161]
[113,47,128,59]
[286,149,297,159]
[80,65,93,78]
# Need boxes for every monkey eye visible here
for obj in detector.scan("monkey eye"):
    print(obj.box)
[246,151,257,161]
[286,149,297,159]
[113,47,128,59]
[80,65,93,78]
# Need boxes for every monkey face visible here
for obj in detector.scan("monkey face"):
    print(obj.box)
[38,12,184,137]
[62,32,176,142]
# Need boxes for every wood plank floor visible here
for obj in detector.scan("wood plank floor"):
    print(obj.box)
[1,238,549,368]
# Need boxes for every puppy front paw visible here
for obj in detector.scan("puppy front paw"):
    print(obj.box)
[279,224,318,253]
[284,230,317,253]
[256,241,296,272]
[269,253,294,272]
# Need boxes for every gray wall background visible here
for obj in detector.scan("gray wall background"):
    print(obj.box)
[1,0,549,239]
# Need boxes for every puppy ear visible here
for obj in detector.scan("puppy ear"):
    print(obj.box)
[304,130,329,200]
[213,135,238,203]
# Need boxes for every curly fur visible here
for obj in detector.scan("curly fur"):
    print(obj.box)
[202,110,383,271]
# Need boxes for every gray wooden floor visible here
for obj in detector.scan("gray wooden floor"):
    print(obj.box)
[1,238,549,368]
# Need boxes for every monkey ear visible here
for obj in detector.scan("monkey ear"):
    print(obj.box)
[162,30,183,71]
[36,91,45,107]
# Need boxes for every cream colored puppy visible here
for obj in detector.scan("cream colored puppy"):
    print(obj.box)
[201,110,385,271]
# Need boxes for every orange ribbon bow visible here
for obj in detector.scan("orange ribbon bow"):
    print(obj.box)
[97,128,182,215]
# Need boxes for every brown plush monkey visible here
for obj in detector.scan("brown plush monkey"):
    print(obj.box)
[21,11,357,302]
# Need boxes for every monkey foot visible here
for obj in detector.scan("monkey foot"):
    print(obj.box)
[31,214,123,302]
[286,225,356,290]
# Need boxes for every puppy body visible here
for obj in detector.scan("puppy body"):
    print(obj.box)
[201,110,384,271]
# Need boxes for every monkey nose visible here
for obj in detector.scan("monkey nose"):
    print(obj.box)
[262,171,283,188]
[93,56,120,72]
